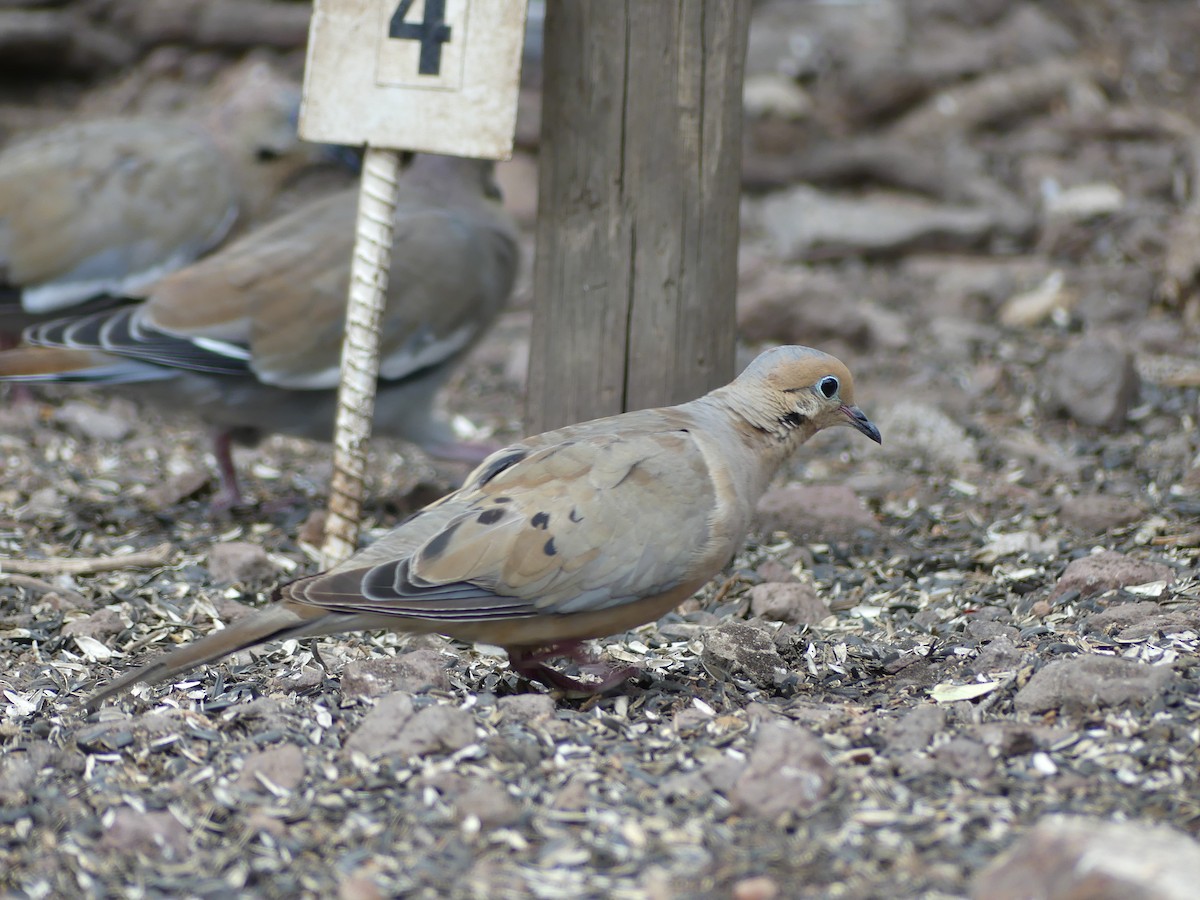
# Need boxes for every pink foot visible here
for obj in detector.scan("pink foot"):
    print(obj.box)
[508,642,639,695]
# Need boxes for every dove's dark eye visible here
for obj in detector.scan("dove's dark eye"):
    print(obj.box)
[819,376,839,398]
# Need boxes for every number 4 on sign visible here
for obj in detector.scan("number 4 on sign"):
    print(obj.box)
[390,0,452,75]
[299,0,528,566]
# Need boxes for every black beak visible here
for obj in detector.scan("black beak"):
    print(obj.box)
[841,405,882,444]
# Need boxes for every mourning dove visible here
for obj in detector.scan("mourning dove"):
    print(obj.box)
[87,345,881,705]
[0,59,327,336]
[0,154,520,507]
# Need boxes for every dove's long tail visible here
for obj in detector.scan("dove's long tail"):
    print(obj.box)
[85,602,334,709]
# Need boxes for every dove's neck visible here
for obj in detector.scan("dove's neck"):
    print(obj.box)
[687,391,819,498]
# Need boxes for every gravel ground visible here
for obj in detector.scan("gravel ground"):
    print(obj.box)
[3,2,1200,898]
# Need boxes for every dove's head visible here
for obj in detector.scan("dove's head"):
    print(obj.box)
[734,345,882,444]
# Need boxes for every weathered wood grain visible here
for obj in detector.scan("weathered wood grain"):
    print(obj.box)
[527,0,750,432]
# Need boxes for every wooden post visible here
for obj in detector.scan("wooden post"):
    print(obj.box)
[526,0,751,432]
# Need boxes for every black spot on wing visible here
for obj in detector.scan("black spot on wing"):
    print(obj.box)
[475,450,527,485]
[544,538,557,557]
[476,508,504,525]
[420,520,461,562]
[531,512,550,530]
[569,507,583,523]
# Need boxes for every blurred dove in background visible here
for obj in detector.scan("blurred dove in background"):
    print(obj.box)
[0,58,335,338]
[87,345,881,706]
[0,154,520,507]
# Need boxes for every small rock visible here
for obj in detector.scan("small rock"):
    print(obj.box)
[142,467,211,510]
[21,486,66,519]
[54,399,134,442]
[748,582,831,626]
[1045,334,1139,428]
[965,619,1018,642]
[552,773,592,811]
[496,693,558,727]
[433,774,522,827]
[99,808,189,860]
[338,871,385,900]
[970,637,1031,675]
[728,722,835,819]
[971,723,1037,758]
[212,595,257,623]
[1051,550,1174,599]
[737,267,873,349]
[1013,655,1175,713]
[972,815,1200,900]
[702,622,786,686]
[932,737,994,781]
[61,607,125,640]
[1059,494,1144,534]
[237,743,306,792]
[339,649,450,698]
[344,693,475,761]
[732,875,781,900]
[207,541,276,585]
[1099,609,1200,644]
[270,665,325,693]
[1083,601,1167,633]
[875,400,979,470]
[753,560,798,584]
[755,484,880,544]
[0,754,36,806]
[886,704,946,752]
[752,185,1009,261]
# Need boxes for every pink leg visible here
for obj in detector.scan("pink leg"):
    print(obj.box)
[210,430,245,511]
[508,642,639,695]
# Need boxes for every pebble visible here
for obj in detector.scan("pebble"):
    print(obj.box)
[932,737,995,781]
[141,467,211,509]
[206,541,276,585]
[339,649,451,699]
[748,582,831,626]
[428,773,522,827]
[237,743,306,792]
[886,704,946,752]
[344,693,475,761]
[702,622,786,687]
[61,607,125,640]
[752,185,1008,261]
[728,721,835,819]
[53,399,134,442]
[496,693,558,727]
[972,815,1200,900]
[1058,493,1145,534]
[1051,550,1174,599]
[99,808,189,860]
[1045,334,1139,428]
[755,484,880,544]
[875,400,979,470]
[737,267,874,349]
[1013,655,1175,713]
[732,875,781,900]
[970,637,1031,675]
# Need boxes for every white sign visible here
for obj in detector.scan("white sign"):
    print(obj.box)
[300,0,528,159]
